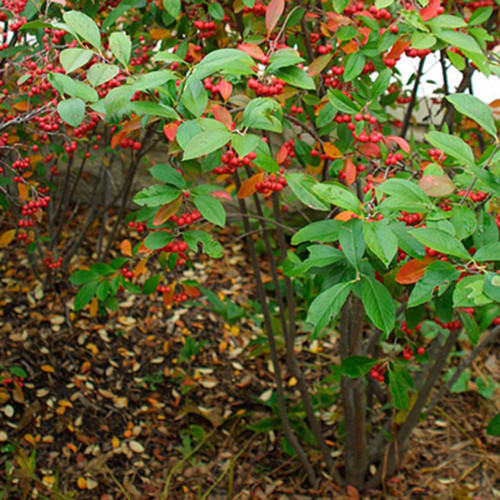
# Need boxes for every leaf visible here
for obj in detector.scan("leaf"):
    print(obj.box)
[183,131,233,161]
[212,105,233,130]
[63,11,101,50]
[190,48,255,81]
[344,158,357,186]
[291,220,342,245]
[339,218,365,269]
[483,272,500,303]
[323,142,342,159]
[60,48,93,73]
[241,98,282,133]
[121,239,133,256]
[306,282,353,337]
[450,206,477,241]
[285,173,330,211]
[343,52,366,82]
[377,178,431,210]
[183,230,223,258]
[181,79,208,118]
[410,227,471,260]
[163,0,181,18]
[128,101,179,120]
[453,275,492,307]
[267,48,304,72]
[487,413,500,436]
[474,241,500,262]
[271,66,315,90]
[425,131,475,166]
[389,369,410,410]
[312,183,362,214]
[363,221,398,268]
[150,164,187,189]
[420,0,441,21]
[396,255,435,285]
[238,173,265,199]
[109,32,132,67]
[266,0,284,34]
[133,185,182,207]
[192,194,226,227]
[418,174,455,197]
[435,29,482,54]
[307,54,333,77]
[103,0,140,30]
[372,68,391,98]
[153,196,182,226]
[87,63,120,87]
[144,231,174,250]
[341,356,377,378]
[0,229,15,247]
[328,89,361,114]
[70,270,99,285]
[361,275,396,334]
[208,2,224,19]
[74,281,99,311]
[48,73,98,102]
[57,98,85,127]
[446,94,496,137]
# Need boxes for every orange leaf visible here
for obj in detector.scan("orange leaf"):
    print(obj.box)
[163,122,178,141]
[218,79,233,101]
[323,141,342,159]
[395,255,435,285]
[420,0,441,21]
[134,258,148,276]
[29,154,43,165]
[212,105,233,130]
[341,39,358,54]
[265,0,284,35]
[153,196,182,226]
[386,37,410,60]
[121,239,133,256]
[237,43,265,61]
[13,101,28,111]
[163,281,176,307]
[238,172,265,199]
[182,283,201,298]
[89,297,98,317]
[149,28,170,39]
[18,183,29,201]
[277,143,289,164]
[344,157,356,186]
[41,364,55,373]
[335,210,356,221]
[0,229,15,247]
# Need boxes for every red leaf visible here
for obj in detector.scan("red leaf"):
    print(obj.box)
[420,0,441,21]
[238,43,266,61]
[344,157,357,186]
[212,105,234,130]
[218,79,233,101]
[386,37,410,60]
[360,142,380,158]
[211,190,231,200]
[385,135,410,153]
[266,0,284,35]
[163,122,178,142]
[396,255,435,284]
[277,143,289,164]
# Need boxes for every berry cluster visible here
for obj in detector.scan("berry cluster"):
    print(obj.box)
[369,363,386,383]
[213,150,256,175]
[173,292,189,303]
[128,221,147,232]
[385,152,404,165]
[466,0,494,11]
[256,173,287,195]
[289,105,304,116]
[156,284,171,294]
[18,218,34,228]
[170,210,202,227]
[367,5,392,20]
[405,48,432,58]
[428,148,446,162]
[121,267,135,279]
[1,375,24,387]
[398,212,423,226]
[242,2,266,15]
[457,190,488,203]
[21,196,50,216]
[73,114,100,139]
[248,77,284,97]
[401,321,422,336]
[194,20,217,39]
[434,318,462,330]
[43,252,63,269]
[203,77,231,99]
[119,137,143,150]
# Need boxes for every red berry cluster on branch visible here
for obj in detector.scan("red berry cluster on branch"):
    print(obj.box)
[248,77,284,97]
[256,173,287,195]
[213,150,256,175]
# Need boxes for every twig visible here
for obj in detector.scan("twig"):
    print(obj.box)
[400,57,426,139]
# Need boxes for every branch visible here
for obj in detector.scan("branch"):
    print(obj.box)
[400,57,426,139]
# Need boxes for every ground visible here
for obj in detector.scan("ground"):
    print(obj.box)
[0,223,499,500]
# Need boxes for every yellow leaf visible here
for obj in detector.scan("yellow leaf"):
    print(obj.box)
[43,476,55,486]
[77,477,87,489]
[150,28,170,39]
[17,182,29,201]
[288,377,297,387]
[24,434,36,445]
[0,229,15,248]
[112,437,120,448]
[41,364,55,373]
[89,297,98,317]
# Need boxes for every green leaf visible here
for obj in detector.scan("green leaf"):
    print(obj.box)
[375,0,394,7]
[272,66,315,89]
[427,15,467,29]
[70,270,99,285]
[183,230,223,258]
[450,206,477,240]
[181,79,208,118]
[131,70,176,92]
[341,356,377,378]
[208,2,224,19]
[164,0,181,18]
[483,271,500,303]
[371,68,391,99]
[410,227,471,260]
[285,173,329,211]
[312,183,362,214]
[363,221,398,268]
[153,51,186,64]
[388,221,426,258]
[183,130,233,160]
[48,73,98,102]
[87,63,120,87]
[241,98,283,133]
[102,0,140,30]
[328,89,361,114]
[339,218,365,269]
[389,368,410,410]
[190,48,255,81]
[60,48,93,73]
[291,220,342,245]
[435,29,483,54]
[267,48,303,73]
[343,52,366,82]
[74,281,99,311]
[144,231,175,250]
[407,261,460,308]
[474,241,500,261]
[467,164,500,197]
[150,164,187,189]
[411,31,437,49]
[253,153,280,173]
[143,275,161,295]
[57,98,85,127]
[361,275,396,334]
[63,11,101,50]
[460,310,480,344]
[133,185,182,207]
[232,134,261,157]
[447,49,466,70]
[377,178,432,212]
[468,6,493,26]
[192,194,226,227]
[487,413,500,436]
[446,94,496,137]
[109,31,131,67]
[453,275,492,307]
[96,280,110,301]
[306,281,353,337]
[129,101,180,120]
[425,131,475,166]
